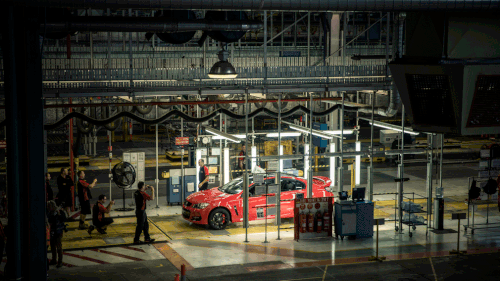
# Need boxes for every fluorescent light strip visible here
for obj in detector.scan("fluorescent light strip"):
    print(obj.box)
[304,144,309,180]
[196,149,202,192]
[205,127,241,143]
[266,132,302,137]
[279,145,284,173]
[207,74,238,79]
[329,143,336,187]
[251,146,257,173]
[355,141,361,185]
[223,148,230,184]
[324,130,354,135]
[289,124,335,139]
[366,121,420,135]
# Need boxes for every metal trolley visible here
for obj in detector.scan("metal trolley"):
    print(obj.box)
[464,177,500,235]
[373,192,429,237]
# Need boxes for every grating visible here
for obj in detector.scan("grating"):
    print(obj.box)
[466,75,500,127]
[405,74,455,127]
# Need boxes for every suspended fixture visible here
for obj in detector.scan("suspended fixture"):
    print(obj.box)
[208,48,238,79]
[204,127,241,143]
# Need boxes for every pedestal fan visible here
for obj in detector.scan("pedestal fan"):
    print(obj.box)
[112,161,136,211]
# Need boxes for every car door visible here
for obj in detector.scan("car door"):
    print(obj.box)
[248,183,267,221]
[279,178,295,218]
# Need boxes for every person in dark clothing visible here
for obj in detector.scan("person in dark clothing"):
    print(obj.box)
[133,182,156,244]
[198,159,209,191]
[56,168,74,217]
[47,200,67,268]
[88,194,114,235]
[77,170,97,230]
[46,173,54,201]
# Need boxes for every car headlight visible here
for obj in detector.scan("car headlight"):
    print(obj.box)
[193,203,210,209]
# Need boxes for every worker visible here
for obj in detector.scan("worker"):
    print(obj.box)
[77,170,97,230]
[133,182,156,244]
[88,195,115,235]
[198,159,209,191]
[46,173,53,202]
[238,145,246,176]
[56,168,74,218]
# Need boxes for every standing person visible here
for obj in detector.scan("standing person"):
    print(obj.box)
[57,168,74,217]
[238,145,246,176]
[198,159,209,191]
[133,182,156,244]
[88,195,115,235]
[77,170,97,230]
[47,200,67,268]
[46,173,54,201]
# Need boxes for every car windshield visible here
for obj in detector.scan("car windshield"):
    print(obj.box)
[218,178,245,194]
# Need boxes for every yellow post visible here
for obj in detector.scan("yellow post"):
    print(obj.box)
[350,163,355,195]
[315,147,319,172]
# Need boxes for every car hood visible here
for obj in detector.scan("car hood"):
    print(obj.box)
[186,187,237,204]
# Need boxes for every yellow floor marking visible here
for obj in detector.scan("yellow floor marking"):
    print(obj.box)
[429,257,438,281]
[322,265,328,281]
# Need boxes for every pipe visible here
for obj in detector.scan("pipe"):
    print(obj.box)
[41,18,264,33]
[41,97,342,109]
[17,0,500,11]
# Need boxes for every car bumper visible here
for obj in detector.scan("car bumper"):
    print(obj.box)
[182,206,211,225]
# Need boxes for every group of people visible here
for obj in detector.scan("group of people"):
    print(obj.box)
[43,168,157,268]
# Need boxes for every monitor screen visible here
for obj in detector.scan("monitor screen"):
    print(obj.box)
[352,187,366,201]
[208,156,218,165]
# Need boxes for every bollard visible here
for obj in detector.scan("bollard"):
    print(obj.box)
[174,274,179,281]
[181,264,186,281]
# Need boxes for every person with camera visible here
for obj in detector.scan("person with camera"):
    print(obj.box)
[77,170,97,230]
[133,182,155,244]
[57,168,74,218]
[88,195,115,235]
[47,200,67,268]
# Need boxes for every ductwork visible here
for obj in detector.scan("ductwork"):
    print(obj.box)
[41,17,263,33]
[12,0,500,11]
[358,87,401,117]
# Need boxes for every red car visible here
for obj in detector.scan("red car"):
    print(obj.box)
[182,175,334,230]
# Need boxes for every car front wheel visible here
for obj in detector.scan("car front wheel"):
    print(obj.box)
[208,208,230,230]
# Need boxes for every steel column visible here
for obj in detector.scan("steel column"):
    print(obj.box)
[244,90,249,242]
[2,6,47,280]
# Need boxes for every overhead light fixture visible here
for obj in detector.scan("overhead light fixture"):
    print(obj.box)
[359,117,420,135]
[211,134,254,140]
[205,127,241,143]
[282,121,335,140]
[208,50,238,79]
[368,122,420,135]
[266,132,302,137]
[324,130,354,135]
[385,149,427,156]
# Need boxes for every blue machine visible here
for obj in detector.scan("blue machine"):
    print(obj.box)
[313,123,328,148]
[356,201,374,238]
[334,201,357,240]
[167,168,198,205]
[167,169,182,205]
[183,168,197,200]
[334,200,374,239]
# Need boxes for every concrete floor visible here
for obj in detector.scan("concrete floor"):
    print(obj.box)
[4,145,499,280]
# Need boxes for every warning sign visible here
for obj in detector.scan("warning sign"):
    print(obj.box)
[175,137,190,146]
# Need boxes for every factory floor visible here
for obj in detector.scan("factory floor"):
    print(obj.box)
[3,189,499,280]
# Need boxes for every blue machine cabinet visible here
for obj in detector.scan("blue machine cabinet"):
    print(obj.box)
[356,201,374,238]
[167,169,182,205]
[183,168,197,200]
[334,202,357,240]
